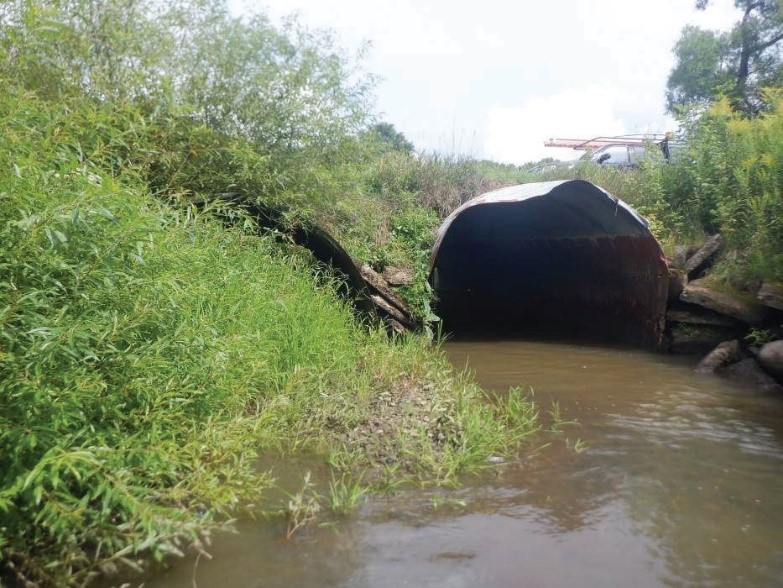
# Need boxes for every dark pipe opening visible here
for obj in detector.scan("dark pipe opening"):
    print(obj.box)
[429,181,668,348]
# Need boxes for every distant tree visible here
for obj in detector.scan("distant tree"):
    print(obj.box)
[173,11,374,152]
[0,0,374,152]
[666,0,783,114]
[0,0,171,101]
[368,122,415,154]
[526,157,557,167]
[666,25,733,110]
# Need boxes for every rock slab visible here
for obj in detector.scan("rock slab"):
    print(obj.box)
[758,340,783,380]
[667,268,687,301]
[382,265,414,286]
[680,279,767,325]
[359,263,420,331]
[684,234,723,278]
[757,283,783,312]
[668,324,738,355]
[670,245,699,270]
[666,307,739,327]
[723,358,783,394]
[695,340,743,374]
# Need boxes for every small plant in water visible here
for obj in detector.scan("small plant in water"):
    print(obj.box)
[284,471,322,539]
[371,463,408,495]
[548,400,578,433]
[328,473,367,515]
[567,438,588,454]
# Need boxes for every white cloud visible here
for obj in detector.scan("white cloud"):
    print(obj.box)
[484,86,627,165]
[230,0,743,160]
[474,26,504,50]
[232,0,462,57]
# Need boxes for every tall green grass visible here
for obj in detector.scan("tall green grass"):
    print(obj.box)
[0,88,354,583]
[0,88,540,585]
[665,96,783,283]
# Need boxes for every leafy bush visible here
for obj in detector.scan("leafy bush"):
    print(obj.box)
[663,95,783,281]
[0,88,370,583]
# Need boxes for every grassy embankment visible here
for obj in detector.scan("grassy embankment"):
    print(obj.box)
[0,87,540,585]
[0,4,543,580]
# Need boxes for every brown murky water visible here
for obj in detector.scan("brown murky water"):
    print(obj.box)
[146,339,783,587]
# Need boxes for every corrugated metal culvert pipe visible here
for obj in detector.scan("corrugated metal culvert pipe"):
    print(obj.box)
[428,180,669,349]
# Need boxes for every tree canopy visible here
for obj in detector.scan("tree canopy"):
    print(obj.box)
[666,0,783,114]
[0,0,374,152]
[367,122,415,154]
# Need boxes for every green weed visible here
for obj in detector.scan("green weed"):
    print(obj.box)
[282,472,322,539]
[327,474,367,515]
[0,90,543,583]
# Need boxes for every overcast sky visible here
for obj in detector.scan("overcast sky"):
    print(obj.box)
[231,0,739,164]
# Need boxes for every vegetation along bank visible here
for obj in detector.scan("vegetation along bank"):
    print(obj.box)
[2,0,783,585]
[0,2,538,584]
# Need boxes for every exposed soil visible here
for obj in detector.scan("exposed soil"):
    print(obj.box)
[335,375,463,471]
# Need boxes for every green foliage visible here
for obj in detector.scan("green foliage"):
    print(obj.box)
[327,473,367,515]
[0,0,529,315]
[0,3,542,580]
[0,0,374,214]
[389,208,440,322]
[283,472,321,538]
[0,87,371,582]
[666,25,734,112]
[361,151,524,216]
[744,327,777,345]
[670,96,783,281]
[667,1,783,114]
[407,153,498,216]
[365,122,415,155]
[0,83,541,583]
[0,0,173,101]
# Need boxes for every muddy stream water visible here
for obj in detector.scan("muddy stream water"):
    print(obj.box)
[146,339,783,587]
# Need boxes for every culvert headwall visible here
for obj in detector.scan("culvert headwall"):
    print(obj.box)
[428,180,669,348]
